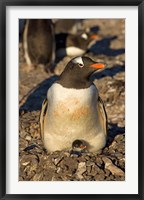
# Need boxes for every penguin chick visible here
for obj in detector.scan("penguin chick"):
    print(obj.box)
[40,56,107,153]
[23,19,55,72]
[70,139,88,156]
[72,139,87,151]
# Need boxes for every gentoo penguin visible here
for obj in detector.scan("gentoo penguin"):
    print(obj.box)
[55,32,97,58]
[23,19,55,72]
[40,56,107,153]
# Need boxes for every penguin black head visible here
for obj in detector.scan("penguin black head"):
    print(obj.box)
[58,56,106,89]
[72,140,87,150]
[70,140,88,156]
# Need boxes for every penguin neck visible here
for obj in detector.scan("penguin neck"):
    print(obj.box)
[57,73,93,89]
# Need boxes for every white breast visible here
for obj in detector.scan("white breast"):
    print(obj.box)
[46,83,100,134]
[47,83,98,113]
[44,83,104,152]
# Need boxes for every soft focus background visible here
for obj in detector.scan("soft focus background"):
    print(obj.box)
[19,19,125,181]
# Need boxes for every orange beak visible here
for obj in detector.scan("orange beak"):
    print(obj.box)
[90,63,106,69]
[90,34,97,39]
[80,145,87,149]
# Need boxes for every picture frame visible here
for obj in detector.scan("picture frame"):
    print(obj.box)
[0,0,143,199]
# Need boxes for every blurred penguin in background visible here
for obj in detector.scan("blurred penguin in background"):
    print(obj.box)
[53,19,83,34]
[54,19,99,59]
[55,31,97,59]
[23,19,55,72]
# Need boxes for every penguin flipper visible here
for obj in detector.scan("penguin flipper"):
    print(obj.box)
[40,98,48,141]
[97,96,108,136]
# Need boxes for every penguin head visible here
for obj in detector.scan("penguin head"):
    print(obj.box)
[65,56,105,77]
[80,32,97,40]
[72,140,87,151]
[59,56,106,89]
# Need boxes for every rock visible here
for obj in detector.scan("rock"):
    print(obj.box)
[86,161,95,166]
[76,162,87,180]
[43,168,56,180]
[95,157,103,167]
[59,157,78,173]
[86,164,100,177]
[25,135,32,141]
[56,167,62,173]
[51,176,63,181]
[32,172,44,181]
[54,156,64,165]
[102,157,124,176]
[104,169,111,177]
[115,134,124,142]
[94,173,105,181]
[19,138,28,151]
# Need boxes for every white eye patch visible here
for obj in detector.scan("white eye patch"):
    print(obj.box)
[72,56,84,68]
[81,33,88,40]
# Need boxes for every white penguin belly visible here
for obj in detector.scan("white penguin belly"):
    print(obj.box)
[57,47,85,57]
[66,47,86,56]
[44,83,105,152]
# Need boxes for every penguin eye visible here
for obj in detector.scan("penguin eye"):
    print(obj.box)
[78,63,84,68]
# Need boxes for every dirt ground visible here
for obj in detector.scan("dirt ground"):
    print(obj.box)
[19,19,125,181]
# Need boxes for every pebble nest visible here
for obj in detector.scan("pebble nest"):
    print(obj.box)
[19,19,125,181]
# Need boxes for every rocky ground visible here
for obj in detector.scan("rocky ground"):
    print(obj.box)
[19,19,125,181]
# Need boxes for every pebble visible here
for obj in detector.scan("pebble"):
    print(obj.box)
[32,172,44,181]
[25,135,32,141]
[54,156,64,165]
[95,174,105,181]
[102,157,124,176]
[76,162,87,180]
